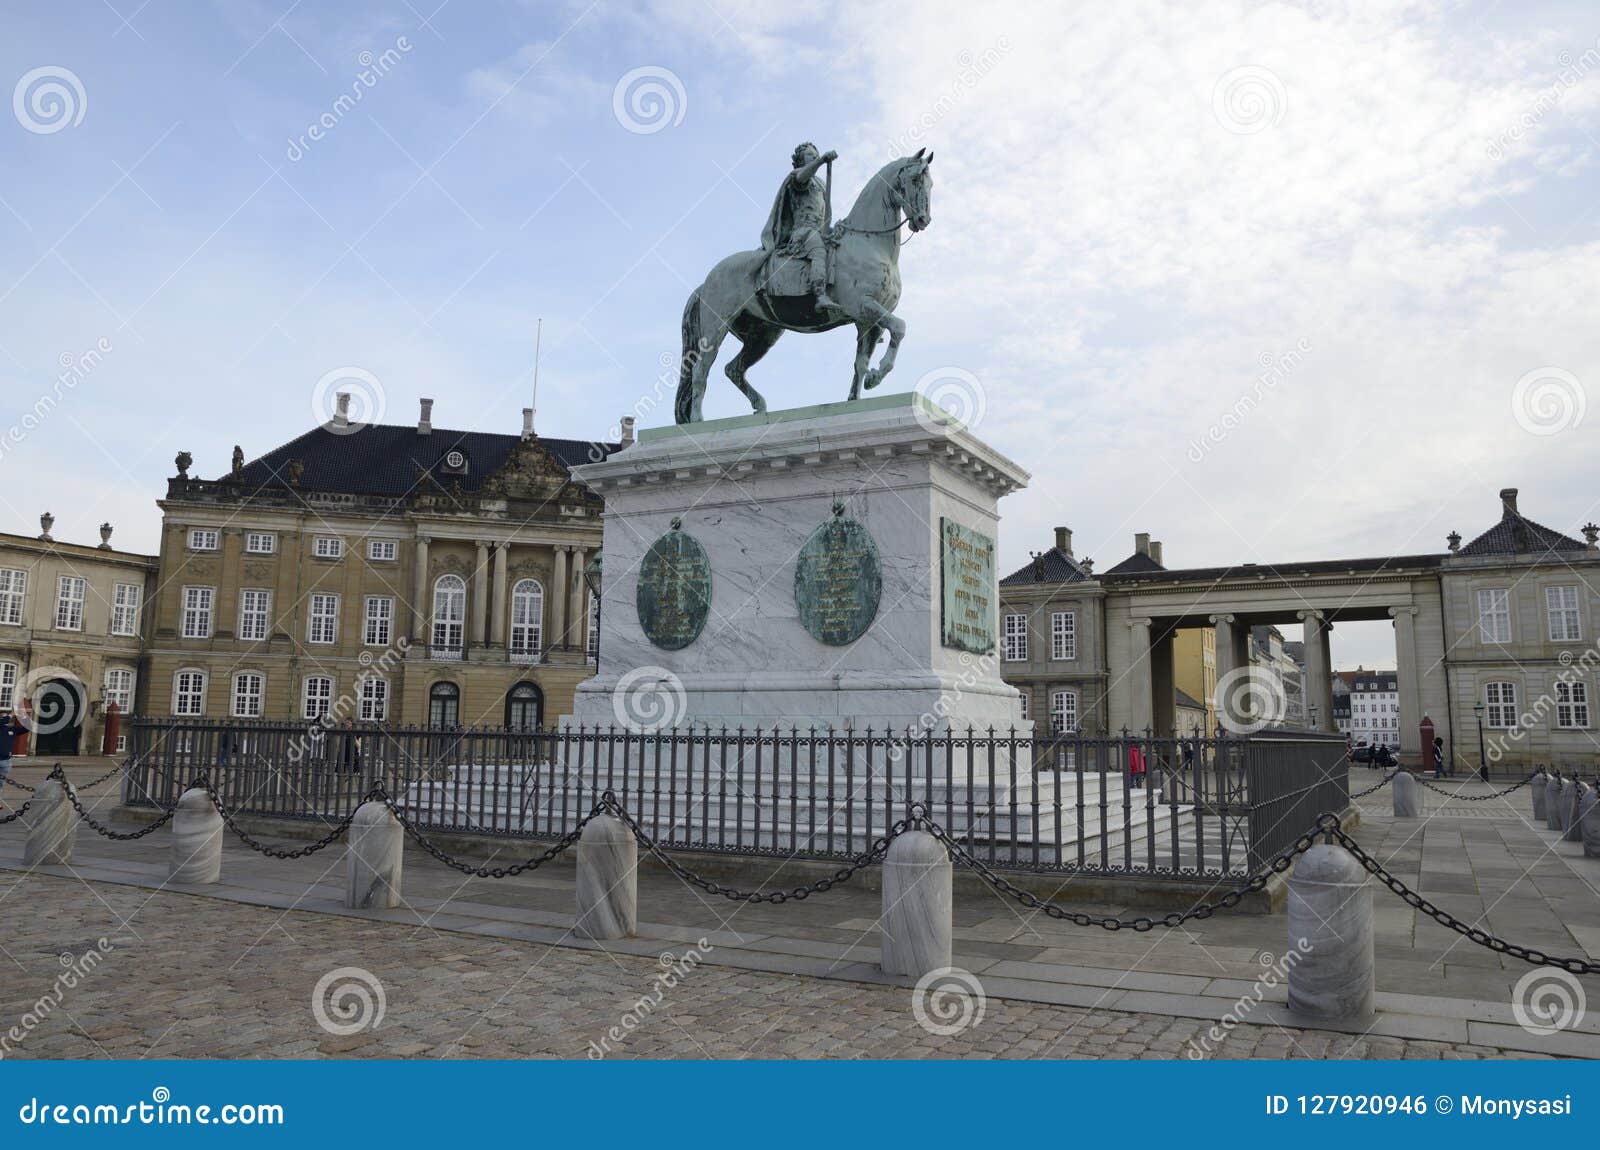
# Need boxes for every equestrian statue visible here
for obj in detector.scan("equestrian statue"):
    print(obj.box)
[674,143,934,424]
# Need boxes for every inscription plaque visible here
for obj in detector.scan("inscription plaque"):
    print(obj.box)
[794,505,882,646]
[636,520,712,650]
[939,518,996,654]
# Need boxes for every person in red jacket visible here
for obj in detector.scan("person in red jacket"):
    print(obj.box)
[1128,743,1147,790]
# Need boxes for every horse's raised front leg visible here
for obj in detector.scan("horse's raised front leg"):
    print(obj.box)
[858,301,906,392]
[849,325,882,401]
[725,317,780,414]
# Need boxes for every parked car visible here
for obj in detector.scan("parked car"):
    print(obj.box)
[1352,744,1396,767]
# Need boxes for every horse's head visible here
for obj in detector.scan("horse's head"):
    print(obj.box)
[897,149,934,232]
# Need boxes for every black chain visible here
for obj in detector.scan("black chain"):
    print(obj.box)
[601,792,906,903]
[4,759,128,794]
[60,777,175,840]
[380,794,597,878]
[0,799,33,824]
[3,776,35,793]
[203,778,359,859]
[1326,822,1597,975]
[1415,772,1540,801]
[1349,770,1399,799]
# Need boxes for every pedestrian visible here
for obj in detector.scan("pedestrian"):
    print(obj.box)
[1128,742,1147,791]
[1433,735,1447,778]
[0,709,22,797]
[339,718,362,775]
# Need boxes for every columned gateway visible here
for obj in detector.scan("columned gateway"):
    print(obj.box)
[567,393,1029,731]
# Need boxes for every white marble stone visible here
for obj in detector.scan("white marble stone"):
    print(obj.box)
[880,829,952,978]
[566,394,1031,733]
[1562,781,1587,843]
[575,814,637,939]
[345,801,403,909]
[1287,844,1374,1020]
[23,778,76,866]
[1531,773,1547,821]
[1545,775,1564,830]
[1391,771,1420,818]
[1579,788,1600,859]
[169,787,223,885]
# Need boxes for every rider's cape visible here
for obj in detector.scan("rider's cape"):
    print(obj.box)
[760,177,801,253]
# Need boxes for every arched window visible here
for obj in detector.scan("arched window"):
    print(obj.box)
[432,574,466,655]
[231,671,265,718]
[1050,689,1078,735]
[510,579,543,661]
[505,681,543,731]
[303,675,333,720]
[173,669,207,716]
[429,681,460,728]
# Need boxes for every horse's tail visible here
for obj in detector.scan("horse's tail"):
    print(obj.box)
[674,287,702,425]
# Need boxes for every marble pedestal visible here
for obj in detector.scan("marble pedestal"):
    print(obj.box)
[880,830,952,978]
[1287,844,1374,1020]
[566,393,1031,733]
[1391,771,1419,818]
[346,801,403,909]
[24,778,77,866]
[575,814,637,939]
[170,787,223,884]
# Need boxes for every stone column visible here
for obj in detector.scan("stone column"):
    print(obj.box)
[490,543,509,647]
[1298,610,1331,732]
[1128,618,1153,734]
[346,800,403,909]
[571,547,588,653]
[412,536,431,641]
[1287,844,1375,1020]
[1318,622,1335,731]
[1390,607,1421,763]
[472,540,490,647]
[24,777,76,866]
[170,787,223,884]
[1563,781,1586,843]
[880,830,953,978]
[1210,614,1237,733]
[575,814,636,939]
[551,546,569,649]
[1532,770,1548,821]
[1545,774,1564,830]
[1579,787,1600,858]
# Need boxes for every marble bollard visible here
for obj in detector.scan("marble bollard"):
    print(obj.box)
[169,787,223,884]
[880,830,953,979]
[1555,779,1575,834]
[575,814,636,940]
[1563,783,1587,843]
[1579,788,1600,859]
[1545,775,1564,830]
[1391,771,1420,818]
[1287,843,1375,1021]
[1531,774,1547,821]
[345,801,403,909]
[23,777,77,866]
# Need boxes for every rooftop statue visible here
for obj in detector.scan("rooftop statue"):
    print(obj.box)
[674,145,933,424]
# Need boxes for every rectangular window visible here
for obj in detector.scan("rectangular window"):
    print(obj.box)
[0,661,17,710]
[103,667,134,713]
[586,595,599,663]
[312,537,344,560]
[188,528,219,551]
[308,594,339,644]
[1017,691,1029,722]
[173,670,207,716]
[303,676,333,720]
[1477,588,1511,643]
[181,586,214,638]
[1484,681,1518,728]
[54,575,85,630]
[364,596,393,646]
[1556,680,1590,729]
[0,568,24,625]
[1050,689,1078,734]
[1003,613,1028,661]
[367,540,397,561]
[232,672,264,718]
[111,582,141,636]
[1546,586,1581,643]
[1050,611,1076,660]
[359,676,388,721]
[244,532,276,554]
[238,589,272,641]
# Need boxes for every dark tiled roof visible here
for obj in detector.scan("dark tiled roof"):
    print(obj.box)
[237,425,616,498]
[1458,509,1585,557]
[1104,550,1166,576]
[1174,688,1206,711]
[1101,553,1442,584]
[999,546,1089,587]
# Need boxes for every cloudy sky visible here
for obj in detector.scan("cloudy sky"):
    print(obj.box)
[2,0,1596,669]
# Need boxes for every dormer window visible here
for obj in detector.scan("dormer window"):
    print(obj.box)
[440,449,468,476]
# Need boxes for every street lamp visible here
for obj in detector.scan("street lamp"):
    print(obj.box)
[582,551,603,674]
[1473,700,1488,781]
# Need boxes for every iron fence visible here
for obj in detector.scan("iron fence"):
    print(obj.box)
[121,717,1349,880]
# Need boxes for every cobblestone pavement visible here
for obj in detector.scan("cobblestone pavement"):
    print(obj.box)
[0,875,1547,1060]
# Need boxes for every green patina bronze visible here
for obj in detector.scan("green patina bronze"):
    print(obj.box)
[794,503,882,646]
[939,517,996,655]
[636,519,712,651]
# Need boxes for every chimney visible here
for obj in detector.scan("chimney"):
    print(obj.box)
[1134,532,1151,557]
[521,407,534,440]
[332,391,350,428]
[1054,526,1072,555]
[1500,487,1518,517]
[620,416,636,447]
[1149,540,1164,566]
[98,522,113,550]
[418,397,434,436]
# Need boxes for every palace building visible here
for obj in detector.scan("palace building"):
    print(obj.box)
[141,398,626,731]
